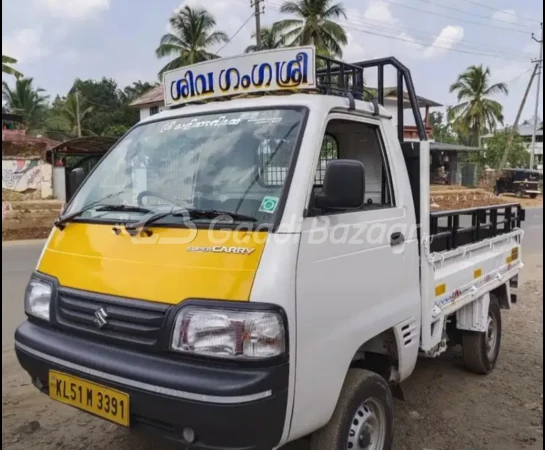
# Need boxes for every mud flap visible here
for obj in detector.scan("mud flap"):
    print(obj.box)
[456,293,491,333]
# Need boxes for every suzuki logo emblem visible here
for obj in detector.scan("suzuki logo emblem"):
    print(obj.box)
[94,307,109,329]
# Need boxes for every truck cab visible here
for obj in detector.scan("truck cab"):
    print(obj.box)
[15,47,525,450]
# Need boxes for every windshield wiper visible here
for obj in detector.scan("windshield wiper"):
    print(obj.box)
[95,205,152,213]
[186,209,258,223]
[53,191,137,230]
[128,208,257,230]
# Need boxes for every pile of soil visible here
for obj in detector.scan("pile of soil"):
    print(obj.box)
[431,189,543,211]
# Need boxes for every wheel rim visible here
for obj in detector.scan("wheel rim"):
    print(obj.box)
[347,398,386,450]
[486,314,499,360]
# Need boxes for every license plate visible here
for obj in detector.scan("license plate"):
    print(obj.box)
[49,371,130,426]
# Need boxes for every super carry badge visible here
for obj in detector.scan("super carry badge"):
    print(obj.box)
[259,196,279,214]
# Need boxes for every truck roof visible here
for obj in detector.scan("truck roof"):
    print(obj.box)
[151,47,427,143]
[139,93,391,125]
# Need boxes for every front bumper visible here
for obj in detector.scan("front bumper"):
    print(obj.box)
[15,320,289,450]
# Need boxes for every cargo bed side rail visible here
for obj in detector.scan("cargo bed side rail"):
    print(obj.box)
[429,203,525,254]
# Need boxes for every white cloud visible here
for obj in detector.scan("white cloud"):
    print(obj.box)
[422,25,465,59]
[342,31,366,62]
[492,9,518,24]
[2,28,48,63]
[35,0,111,20]
[363,1,397,24]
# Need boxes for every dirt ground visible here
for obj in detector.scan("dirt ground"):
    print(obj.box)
[1,228,52,241]
[2,263,543,450]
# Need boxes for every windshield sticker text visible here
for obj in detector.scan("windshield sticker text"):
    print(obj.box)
[160,116,242,133]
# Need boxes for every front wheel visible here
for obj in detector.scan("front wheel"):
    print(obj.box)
[462,295,502,375]
[309,369,394,450]
[530,193,539,199]
[515,190,524,198]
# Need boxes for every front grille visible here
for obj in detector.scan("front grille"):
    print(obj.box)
[56,288,171,347]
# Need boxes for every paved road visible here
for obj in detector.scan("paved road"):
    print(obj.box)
[2,208,542,346]
[2,240,44,345]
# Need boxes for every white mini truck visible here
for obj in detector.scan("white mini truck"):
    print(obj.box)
[15,48,525,450]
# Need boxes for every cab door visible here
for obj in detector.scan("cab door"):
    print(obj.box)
[290,114,421,438]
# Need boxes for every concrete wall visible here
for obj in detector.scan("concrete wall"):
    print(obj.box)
[2,159,53,199]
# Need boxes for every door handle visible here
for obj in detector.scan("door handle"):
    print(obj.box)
[390,232,405,246]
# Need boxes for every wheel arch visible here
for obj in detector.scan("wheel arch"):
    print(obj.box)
[492,283,511,310]
[350,318,420,384]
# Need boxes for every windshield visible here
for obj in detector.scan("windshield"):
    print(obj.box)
[66,108,306,226]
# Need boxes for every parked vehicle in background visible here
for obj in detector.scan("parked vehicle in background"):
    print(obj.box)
[495,168,543,198]
[15,48,526,450]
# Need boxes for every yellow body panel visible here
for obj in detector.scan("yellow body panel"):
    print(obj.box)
[38,224,267,304]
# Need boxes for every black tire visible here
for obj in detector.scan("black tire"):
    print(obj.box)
[309,369,394,450]
[462,295,502,375]
[530,193,539,199]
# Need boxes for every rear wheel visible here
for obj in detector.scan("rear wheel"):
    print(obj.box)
[309,370,394,450]
[462,295,502,375]
[530,193,539,199]
[515,190,524,198]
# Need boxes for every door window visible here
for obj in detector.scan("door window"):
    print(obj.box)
[308,119,395,215]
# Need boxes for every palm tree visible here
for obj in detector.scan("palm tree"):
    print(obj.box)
[448,65,509,146]
[2,78,49,130]
[275,0,348,58]
[2,55,23,79]
[245,26,286,53]
[46,93,95,138]
[155,6,228,76]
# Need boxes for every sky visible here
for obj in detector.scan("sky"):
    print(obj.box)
[2,0,543,124]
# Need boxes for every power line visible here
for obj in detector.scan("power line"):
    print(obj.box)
[372,0,533,35]
[505,67,535,84]
[216,13,256,55]
[339,20,529,61]
[459,0,542,25]
[339,11,534,59]
[413,0,535,28]
[264,0,532,61]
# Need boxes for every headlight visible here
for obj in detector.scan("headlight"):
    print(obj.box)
[171,306,286,360]
[25,278,53,321]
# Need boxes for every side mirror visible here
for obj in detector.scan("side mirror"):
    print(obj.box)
[315,160,365,211]
[68,168,86,198]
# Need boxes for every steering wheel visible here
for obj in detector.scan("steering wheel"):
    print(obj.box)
[136,190,179,208]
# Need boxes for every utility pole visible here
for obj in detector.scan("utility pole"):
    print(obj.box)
[75,89,82,138]
[498,64,539,172]
[530,23,543,169]
[252,0,263,50]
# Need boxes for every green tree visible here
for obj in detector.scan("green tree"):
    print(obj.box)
[245,26,286,53]
[448,65,508,147]
[2,55,23,79]
[101,124,130,138]
[2,78,49,131]
[46,93,95,138]
[429,111,459,144]
[123,80,160,103]
[155,6,228,76]
[69,78,130,136]
[275,0,348,58]
[475,129,530,168]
